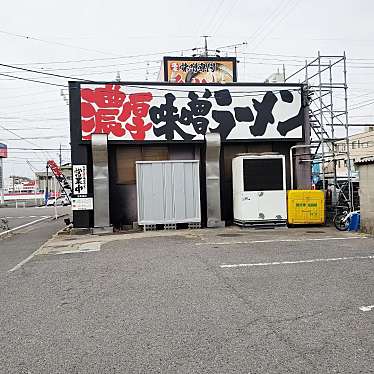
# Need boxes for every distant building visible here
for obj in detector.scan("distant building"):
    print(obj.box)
[35,163,72,194]
[324,128,374,179]
[264,68,285,84]
[4,176,35,193]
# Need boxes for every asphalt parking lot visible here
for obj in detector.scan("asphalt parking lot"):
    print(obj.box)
[0,206,70,231]
[1,226,373,373]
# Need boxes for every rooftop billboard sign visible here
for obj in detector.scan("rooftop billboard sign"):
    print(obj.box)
[0,143,7,158]
[163,56,237,83]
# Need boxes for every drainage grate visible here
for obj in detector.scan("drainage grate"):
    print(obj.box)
[305,230,326,234]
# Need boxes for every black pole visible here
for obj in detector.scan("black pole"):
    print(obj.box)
[45,163,49,203]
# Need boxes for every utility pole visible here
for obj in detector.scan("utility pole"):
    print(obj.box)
[202,35,210,56]
[0,158,4,205]
[45,163,49,204]
[145,61,150,81]
[59,144,62,168]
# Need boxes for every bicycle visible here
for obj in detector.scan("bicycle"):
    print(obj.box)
[1,217,9,231]
[333,207,360,231]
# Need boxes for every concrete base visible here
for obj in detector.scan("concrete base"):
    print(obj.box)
[207,219,226,228]
[70,227,93,235]
[234,219,287,228]
[93,226,113,235]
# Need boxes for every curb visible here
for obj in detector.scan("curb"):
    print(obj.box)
[55,213,69,219]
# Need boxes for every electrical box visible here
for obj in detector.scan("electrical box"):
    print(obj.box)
[232,154,287,226]
[136,160,201,226]
[287,190,325,224]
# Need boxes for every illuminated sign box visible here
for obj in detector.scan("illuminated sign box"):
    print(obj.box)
[163,56,237,83]
[0,143,7,158]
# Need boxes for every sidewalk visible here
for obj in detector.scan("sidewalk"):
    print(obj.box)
[37,225,365,256]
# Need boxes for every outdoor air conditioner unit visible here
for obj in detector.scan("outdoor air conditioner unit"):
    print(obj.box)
[232,153,287,226]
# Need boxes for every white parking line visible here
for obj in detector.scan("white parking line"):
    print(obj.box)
[359,305,374,312]
[5,215,46,219]
[56,248,101,255]
[197,236,366,246]
[56,242,102,255]
[7,250,41,273]
[0,216,50,238]
[220,254,374,268]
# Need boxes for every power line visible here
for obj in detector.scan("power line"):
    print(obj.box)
[4,106,68,117]
[349,99,374,111]
[348,97,374,108]
[6,48,194,66]
[0,81,304,114]
[8,147,70,153]
[246,0,294,49]
[3,160,47,164]
[0,124,50,148]
[0,88,57,100]
[0,63,91,82]
[7,157,57,161]
[0,58,162,72]
[0,73,67,87]
[0,116,68,121]
[6,147,70,151]
[0,29,123,57]
[0,63,161,78]
[228,51,374,66]
[0,65,162,89]
[1,134,69,141]
[0,124,52,162]
[3,44,374,68]
[205,0,226,35]
[250,0,303,52]
[0,127,65,130]
[211,0,242,36]
[350,114,374,118]
[3,98,65,110]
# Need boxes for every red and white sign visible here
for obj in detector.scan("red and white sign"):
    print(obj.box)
[47,160,63,177]
[80,84,304,142]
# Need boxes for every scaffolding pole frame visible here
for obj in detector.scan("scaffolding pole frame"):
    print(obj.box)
[285,51,354,210]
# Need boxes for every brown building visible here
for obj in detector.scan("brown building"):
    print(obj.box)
[69,80,311,230]
[355,158,374,234]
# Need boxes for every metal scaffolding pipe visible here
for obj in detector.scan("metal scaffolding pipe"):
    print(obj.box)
[317,51,326,191]
[285,51,355,209]
[329,59,338,204]
[343,51,354,210]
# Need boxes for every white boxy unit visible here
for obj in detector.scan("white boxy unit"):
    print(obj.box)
[232,154,287,226]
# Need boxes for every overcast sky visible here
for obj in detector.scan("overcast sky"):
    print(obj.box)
[0,0,373,179]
